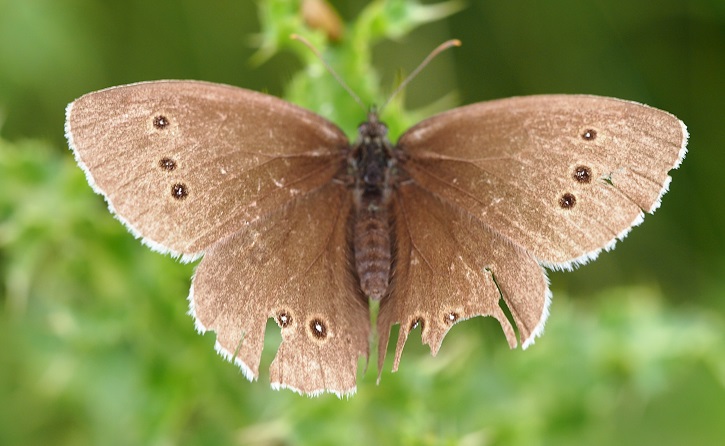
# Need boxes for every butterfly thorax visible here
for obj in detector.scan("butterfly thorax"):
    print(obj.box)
[349,112,395,301]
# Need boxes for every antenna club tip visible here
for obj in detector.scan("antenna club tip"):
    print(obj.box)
[451,39,462,47]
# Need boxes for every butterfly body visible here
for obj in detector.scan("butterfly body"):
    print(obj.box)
[349,112,396,301]
[66,80,687,396]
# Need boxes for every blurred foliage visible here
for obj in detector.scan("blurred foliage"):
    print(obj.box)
[1,0,724,445]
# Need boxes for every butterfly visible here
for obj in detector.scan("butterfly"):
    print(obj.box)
[65,54,687,397]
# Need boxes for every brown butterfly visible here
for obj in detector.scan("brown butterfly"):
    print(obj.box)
[65,47,687,396]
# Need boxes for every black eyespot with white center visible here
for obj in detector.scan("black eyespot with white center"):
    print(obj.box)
[444,312,459,325]
[573,165,592,183]
[582,129,597,140]
[559,193,576,209]
[277,311,292,328]
[153,115,170,129]
[410,318,424,331]
[309,318,328,340]
[171,183,188,200]
[159,157,177,171]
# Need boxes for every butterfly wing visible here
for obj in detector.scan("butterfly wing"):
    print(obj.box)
[67,81,369,395]
[192,182,368,396]
[65,80,348,260]
[378,182,547,372]
[379,95,687,365]
[397,95,687,267]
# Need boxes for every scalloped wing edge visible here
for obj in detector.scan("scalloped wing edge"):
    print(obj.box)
[186,283,258,382]
[539,118,687,273]
[187,282,357,398]
[520,272,553,349]
[65,101,203,264]
[379,268,552,379]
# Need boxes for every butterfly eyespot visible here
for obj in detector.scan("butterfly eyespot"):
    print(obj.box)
[159,157,177,171]
[309,318,328,340]
[276,311,292,328]
[410,318,424,331]
[559,193,577,209]
[581,129,597,140]
[444,312,459,325]
[171,183,189,200]
[573,165,592,183]
[152,115,170,129]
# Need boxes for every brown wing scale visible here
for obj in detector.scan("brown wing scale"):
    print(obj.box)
[378,183,548,372]
[191,182,369,396]
[377,95,686,366]
[398,95,687,268]
[66,81,348,259]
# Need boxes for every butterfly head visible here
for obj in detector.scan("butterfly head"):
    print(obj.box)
[358,108,388,144]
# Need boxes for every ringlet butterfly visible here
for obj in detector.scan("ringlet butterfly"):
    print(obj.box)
[65,39,687,396]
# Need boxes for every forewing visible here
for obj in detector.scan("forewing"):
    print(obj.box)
[397,95,687,268]
[65,80,348,260]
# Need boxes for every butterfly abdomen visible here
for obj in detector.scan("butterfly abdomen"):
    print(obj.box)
[353,194,392,300]
[350,113,396,301]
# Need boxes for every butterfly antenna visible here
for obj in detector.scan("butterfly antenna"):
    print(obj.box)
[291,34,367,112]
[380,39,461,112]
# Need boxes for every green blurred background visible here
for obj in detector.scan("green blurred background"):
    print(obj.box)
[1,0,723,445]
